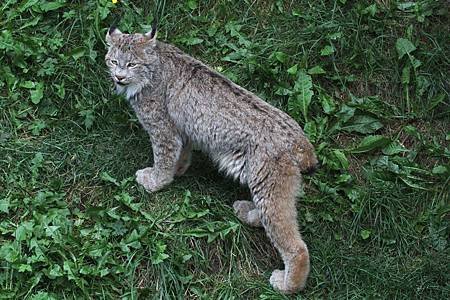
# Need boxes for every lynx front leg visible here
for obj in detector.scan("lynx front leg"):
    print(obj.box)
[136,134,183,192]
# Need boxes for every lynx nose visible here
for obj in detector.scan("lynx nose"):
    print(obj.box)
[115,75,126,82]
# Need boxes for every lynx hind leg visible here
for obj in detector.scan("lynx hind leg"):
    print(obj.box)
[250,161,310,294]
[233,200,262,227]
[175,141,192,176]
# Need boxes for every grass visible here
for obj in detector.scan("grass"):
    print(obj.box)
[1,0,449,299]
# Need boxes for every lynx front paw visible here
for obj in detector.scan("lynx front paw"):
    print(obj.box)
[135,168,166,192]
[136,168,155,192]
[233,200,262,227]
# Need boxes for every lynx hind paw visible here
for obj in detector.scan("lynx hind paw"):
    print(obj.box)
[233,200,255,221]
[233,200,262,227]
[270,269,305,294]
[136,167,150,182]
[270,269,296,294]
[270,269,285,290]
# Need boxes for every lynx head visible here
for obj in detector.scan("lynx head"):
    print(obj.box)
[105,25,158,98]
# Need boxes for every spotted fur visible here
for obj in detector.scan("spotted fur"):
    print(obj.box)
[105,27,318,294]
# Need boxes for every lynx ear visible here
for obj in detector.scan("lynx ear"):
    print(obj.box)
[144,27,157,40]
[144,19,158,42]
[106,27,122,45]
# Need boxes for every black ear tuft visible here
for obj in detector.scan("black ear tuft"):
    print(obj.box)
[149,17,158,39]
[109,26,117,34]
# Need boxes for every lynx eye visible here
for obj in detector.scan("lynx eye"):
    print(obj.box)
[110,59,118,66]
[127,62,138,68]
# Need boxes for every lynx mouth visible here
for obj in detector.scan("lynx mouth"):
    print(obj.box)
[115,81,128,86]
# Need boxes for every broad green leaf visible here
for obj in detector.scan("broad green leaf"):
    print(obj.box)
[410,56,422,69]
[305,211,314,222]
[18,0,39,13]
[320,93,336,114]
[416,75,430,96]
[206,26,217,37]
[287,64,298,75]
[152,241,170,264]
[396,38,416,59]
[360,229,371,240]
[427,93,445,111]
[129,202,143,212]
[54,83,65,99]
[382,141,408,155]
[432,165,447,175]
[118,192,134,206]
[89,248,104,257]
[15,221,34,242]
[100,268,110,277]
[15,225,28,241]
[31,152,44,170]
[30,292,58,300]
[333,149,349,169]
[45,225,60,237]
[328,32,343,40]
[342,115,383,134]
[100,172,120,186]
[48,264,63,278]
[18,264,32,272]
[80,266,94,275]
[351,135,390,153]
[401,66,410,85]
[320,213,334,222]
[63,261,76,280]
[399,177,427,190]
[20,80,35,89]
[70,47,85,60]
[275,86,292,96]
[28,120,47,135]
[186,0,198,10]
[308,65,326,75]
[0,198,10,214]
[336,105,355,123]
[304,121,317,141]
[40,1,66,12]
[20,16,41,29]
[0,242,20,263]
[182,37,203,46]
[2,66,17,87]
[30,82,44,104]
[288,70,314,121]
[225,21,243,37]
[336,174,352,184]
[362,4,377,17]
[274,51,288,63]
[79,109,95,129]
[320,45,335,56]
[404,125,421,139]
[397,2,416,11]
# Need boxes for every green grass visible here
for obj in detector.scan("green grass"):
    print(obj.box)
[1,0,449,299]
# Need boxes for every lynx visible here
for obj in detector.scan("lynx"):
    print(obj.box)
[105,24,318,294]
